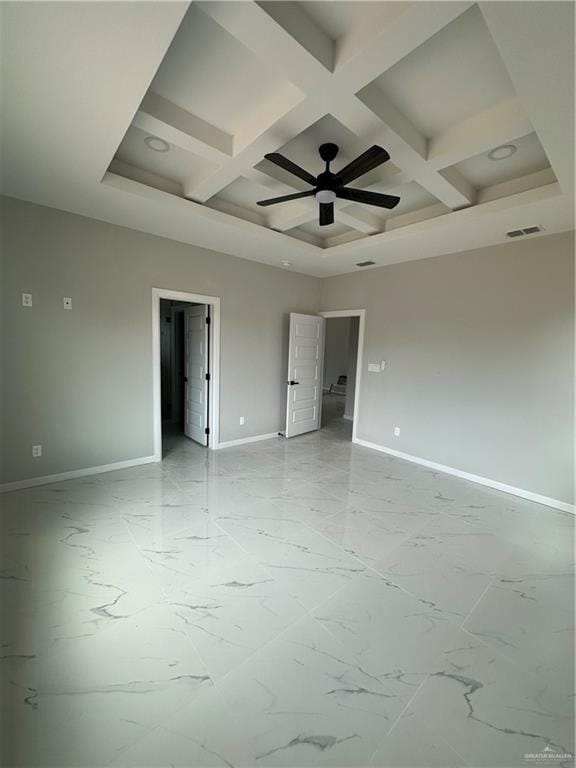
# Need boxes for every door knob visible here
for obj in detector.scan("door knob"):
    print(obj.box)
[288,380,300,385]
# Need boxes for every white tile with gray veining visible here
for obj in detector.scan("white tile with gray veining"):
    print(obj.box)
[1,423,573,767]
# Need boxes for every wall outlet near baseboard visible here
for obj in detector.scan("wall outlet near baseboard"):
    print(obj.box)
[32,445,42,457]
[393,427,400,437]
[63,297,72,310]
[22,293,33,307]
[239,416,245,426]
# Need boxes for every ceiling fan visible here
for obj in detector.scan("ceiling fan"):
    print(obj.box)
[257,143,400,226]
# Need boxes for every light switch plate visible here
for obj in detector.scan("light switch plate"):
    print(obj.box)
[63,297,72,310]
[22,293,32,307]
[368,363,380,373]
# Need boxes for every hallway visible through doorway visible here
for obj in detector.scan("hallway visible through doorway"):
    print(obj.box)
[160,298,210,455]
[321,314,360,439]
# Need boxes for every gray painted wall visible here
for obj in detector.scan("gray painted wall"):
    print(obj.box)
[0,197,320,483]
[321,232,575,504]
[2,196,573,505]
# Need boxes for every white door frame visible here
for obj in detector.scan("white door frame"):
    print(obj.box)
[152,288,221,458]
[318,309,365,443]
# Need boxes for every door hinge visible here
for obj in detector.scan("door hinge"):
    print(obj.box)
[204,427,210,435]
[205,316,211,325]
[205,373,211,381]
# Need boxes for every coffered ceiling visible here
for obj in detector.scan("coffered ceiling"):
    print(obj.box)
[1,1,574,276]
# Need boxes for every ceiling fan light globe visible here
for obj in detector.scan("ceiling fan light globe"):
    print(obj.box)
[315,189,336,204]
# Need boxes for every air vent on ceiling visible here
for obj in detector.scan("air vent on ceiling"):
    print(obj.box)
[356,260,376,267]
[506,226,543,238]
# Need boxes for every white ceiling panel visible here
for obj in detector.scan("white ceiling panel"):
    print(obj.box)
[374,5,516,138]
[455,132,551,189]
[115,126,215,187]
[150,4,300,135]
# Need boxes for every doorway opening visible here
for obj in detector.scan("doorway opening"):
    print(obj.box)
[319,310,364,442]
[152,289,221,460]
[160,299,210,456]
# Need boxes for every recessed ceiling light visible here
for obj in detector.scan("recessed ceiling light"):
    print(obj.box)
[487,144,517,161]
[281,261,292,267]
[144,135,170,153]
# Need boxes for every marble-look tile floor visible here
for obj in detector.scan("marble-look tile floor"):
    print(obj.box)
[1,420,574,768]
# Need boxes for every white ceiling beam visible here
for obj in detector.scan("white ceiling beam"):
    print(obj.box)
[384,203,449,232]
[477,167,557,206]
[259,2,334,74]
[336,92,475,209]
[352,86,427,157]
[334,1,473,90]
[232,82,304,154]
[267,198,317,232]
[182,98,325,202]
[427,97,533,170]
[196,1,332,91]
[108,158,182,197]
[242,168,301,196]
[206,197,266,227]
[336,204,383,235]
[324,231,365,249]
[134,92,233,163]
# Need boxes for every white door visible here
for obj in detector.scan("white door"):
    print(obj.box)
[184,305,210,446]
[284,313,324,438]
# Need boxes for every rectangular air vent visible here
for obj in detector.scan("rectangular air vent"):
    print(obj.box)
[356,260,376,267]
[506,226,543,238]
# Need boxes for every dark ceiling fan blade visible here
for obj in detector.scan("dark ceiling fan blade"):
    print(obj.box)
[256,190,315,207]
[264,153,317,185]
[334,146,390,185]
[319,202,334,226]
[337,187,400,209]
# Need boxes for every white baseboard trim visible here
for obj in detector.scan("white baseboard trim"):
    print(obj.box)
[0,455,158,494]
[353,438,574,515]
[216,432,279,450]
